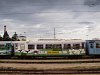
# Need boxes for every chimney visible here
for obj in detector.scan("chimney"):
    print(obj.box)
[4,25,6,33]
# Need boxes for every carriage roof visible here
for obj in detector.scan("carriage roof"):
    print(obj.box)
[0,39,86,44]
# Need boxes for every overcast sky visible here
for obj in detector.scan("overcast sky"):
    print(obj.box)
[0,0,100,40]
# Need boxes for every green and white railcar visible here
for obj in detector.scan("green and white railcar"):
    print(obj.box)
[0,41,12,55]
[14,39,86,57]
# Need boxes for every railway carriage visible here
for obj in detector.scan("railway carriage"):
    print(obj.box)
[12,39,86,57]
[0,41,12,57]
[86,40,100,55]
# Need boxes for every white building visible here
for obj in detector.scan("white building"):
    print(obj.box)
[18,35,26,41]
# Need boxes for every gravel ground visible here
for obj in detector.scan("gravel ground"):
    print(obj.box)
[0,63,100,70]
[0,60,100,75]
[0,59,100,62]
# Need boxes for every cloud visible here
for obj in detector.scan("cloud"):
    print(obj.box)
[78,21,94,24]
[0,0,100,40]
[84,0,100,7]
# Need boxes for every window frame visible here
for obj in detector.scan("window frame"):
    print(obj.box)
[53,44,62,49]
[37,44,43,49]
[96,43,100,48]
[20,44,25,50]
[45,44,53,49]
[73,43,80,49]
[63,44,71,49]
[28,44,35,49]
[0,44,5,49]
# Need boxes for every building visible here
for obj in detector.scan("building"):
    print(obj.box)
[18,35,26,41]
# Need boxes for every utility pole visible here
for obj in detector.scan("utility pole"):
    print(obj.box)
[54,27,56,39]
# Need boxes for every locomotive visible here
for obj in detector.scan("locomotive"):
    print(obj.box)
[0,39,100,58]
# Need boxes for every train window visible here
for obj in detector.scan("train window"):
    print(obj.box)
[45,44,53,49]
[96,43,100,48]
[0,44,5,49]
[37,44,43,49]
[90,44,93,48]
[64,44,71,49]
[53,44,62,49]
[20,44,25,50]
[28,44,34,49]
[73,44,80,49]
[82,43,84,49]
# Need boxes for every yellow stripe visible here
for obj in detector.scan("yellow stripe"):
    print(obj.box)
[47,51,59,54]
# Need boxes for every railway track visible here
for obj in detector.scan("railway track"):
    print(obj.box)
[0,69,100,74]
[0,59,100,64]
[0,61,100,64]
[1,59,100,74]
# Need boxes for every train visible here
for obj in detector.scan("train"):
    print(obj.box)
[0,39,100,58]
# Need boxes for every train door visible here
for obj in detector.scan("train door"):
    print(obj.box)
[88,41,95,55]
[6,43,12,55]
[6,43,12,49]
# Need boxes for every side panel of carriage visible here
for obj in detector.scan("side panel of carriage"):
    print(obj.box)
[13,41,86,56]
[61,42,85,56]
[22,41,85,56]
[86,40,100,55]
[0,41,12,55]
[35,43,86,56]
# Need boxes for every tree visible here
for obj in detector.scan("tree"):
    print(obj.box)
[0,35,3,41]
[12,32,19,41]
[3,31,11,41]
